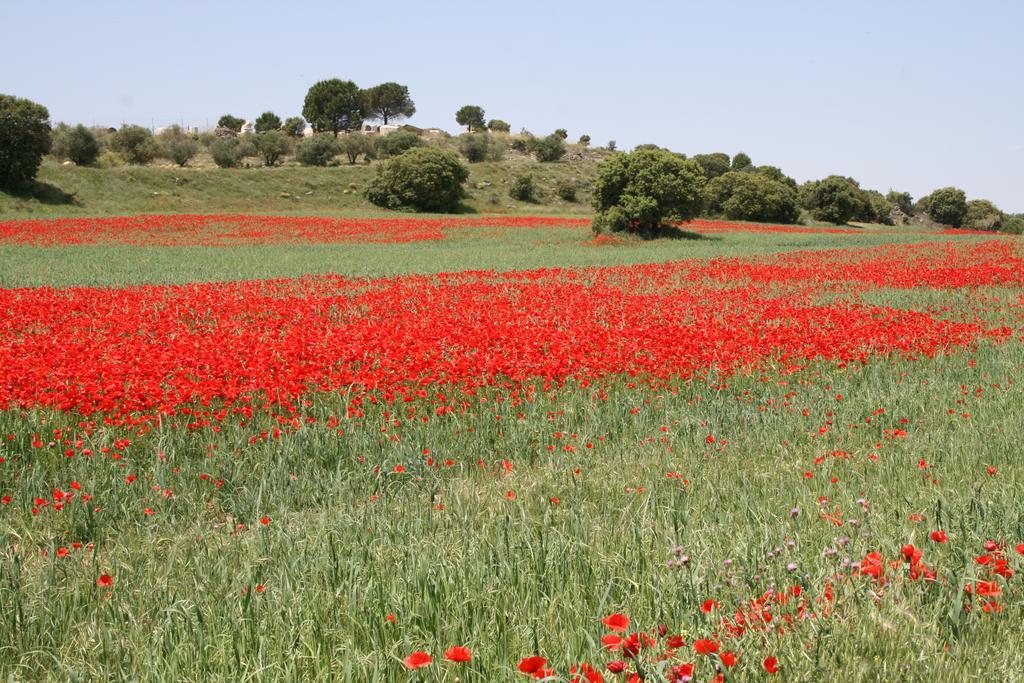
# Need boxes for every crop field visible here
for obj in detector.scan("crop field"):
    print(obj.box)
[1,215,1023,681]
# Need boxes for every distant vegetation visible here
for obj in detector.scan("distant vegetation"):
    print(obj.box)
[1,86,1019,232]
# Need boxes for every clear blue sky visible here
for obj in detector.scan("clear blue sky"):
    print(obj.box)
[3,0,1021,211]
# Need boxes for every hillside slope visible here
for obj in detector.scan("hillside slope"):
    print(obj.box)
[0,149,608,219]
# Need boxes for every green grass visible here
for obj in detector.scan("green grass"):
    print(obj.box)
[2,342,1022,681]
[0,217,1022,680]
[0,226,975,288]
[0,156,600,219]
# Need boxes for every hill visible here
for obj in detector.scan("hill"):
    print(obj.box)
[0,147,609,219]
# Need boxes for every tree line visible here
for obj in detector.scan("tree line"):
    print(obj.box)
[1,89,1019,233]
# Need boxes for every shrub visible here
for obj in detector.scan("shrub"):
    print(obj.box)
[459,133,492,163]
[922,187,968,226]
[553,128,568,140]
[578,134,591,147]
[510,135,533,153]
[1001,214,1024,235]
[210,138,243,168]
[591,148,706,237]
[455,105,485,133]
[533,134,566,162]
[217,114,245,132]
[157,126,199,167]
[375,131,424,158]
[338,132,374,164]
[282,116,306,138]
[607,140,617,151]
[0,94,52,188]
[963,199,1002,230]
[487,119,510,133]
[295,134,341,166]
[693,153,731,180]
[365,147,468,212]
[53,124,100,166]
[253,130,291,166]
[254,111,282,134]
[555,179,577,202]
[111,125,159,165]
[509,174,537,202]
[705,172,799,223]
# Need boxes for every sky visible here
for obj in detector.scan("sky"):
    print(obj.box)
[2,0,1022,211]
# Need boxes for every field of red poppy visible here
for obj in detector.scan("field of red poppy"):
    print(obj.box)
[1,215,1023,681]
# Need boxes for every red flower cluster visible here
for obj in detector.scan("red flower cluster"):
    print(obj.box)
[0,214,589,246]
[0,241,1018,424]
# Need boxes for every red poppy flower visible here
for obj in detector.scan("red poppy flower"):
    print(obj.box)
[606,660,626,673]
[720,651,737,667]
[763,656,780,673]
[444,646,472,663]
[518,656,548,674]
[700,599,718,613]
[602,613,630,632]
[693,638,719,655]
[403,651,432,669]
[96,574,114,588]
[930,530,948,543]
[260,516,270,526]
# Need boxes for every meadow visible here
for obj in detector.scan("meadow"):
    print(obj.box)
[0,214,1022,682]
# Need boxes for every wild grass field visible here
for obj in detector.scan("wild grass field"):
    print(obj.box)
[1,213,1022,682]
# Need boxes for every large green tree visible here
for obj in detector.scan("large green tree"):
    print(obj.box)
[455,105,485,133]
[591,148,706,237]
[303,79,364,135]
[0,94,52,189]
[364,82,416,125]
[705,172,800,223]
[254,111,282,134]
[921,186,968,226]
[217,114,245,132]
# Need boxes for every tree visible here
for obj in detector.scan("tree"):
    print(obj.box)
[509,174,537,202]
[295,134,341,166]
[963,199,1002,230]
[692,153,731,180]
[338,132,374,164]
[591,148,706,237]
[217,114,245,132]
[578,134,591,146]
[254,111,282,134]
[488,119,511,133]
[375,131,424,158]
[0,94,52,189]
[282,116,306,138]
[799,176,863,225]
[302,79,364,135]
[705,172,799,223]
[157,125,199,167]
[754,165,797,189]
[731,152,753,172]
[921,187,968,226]
[252,130,291,166]
[607,140,617,151]
[365,147,468,212]
[364,82,415,124]
[455,105,485,133]
[53,124,100,166]
[886,190,914,215]
[533,134,566,162]
[111,125,159,165]
[553,128,568,140]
